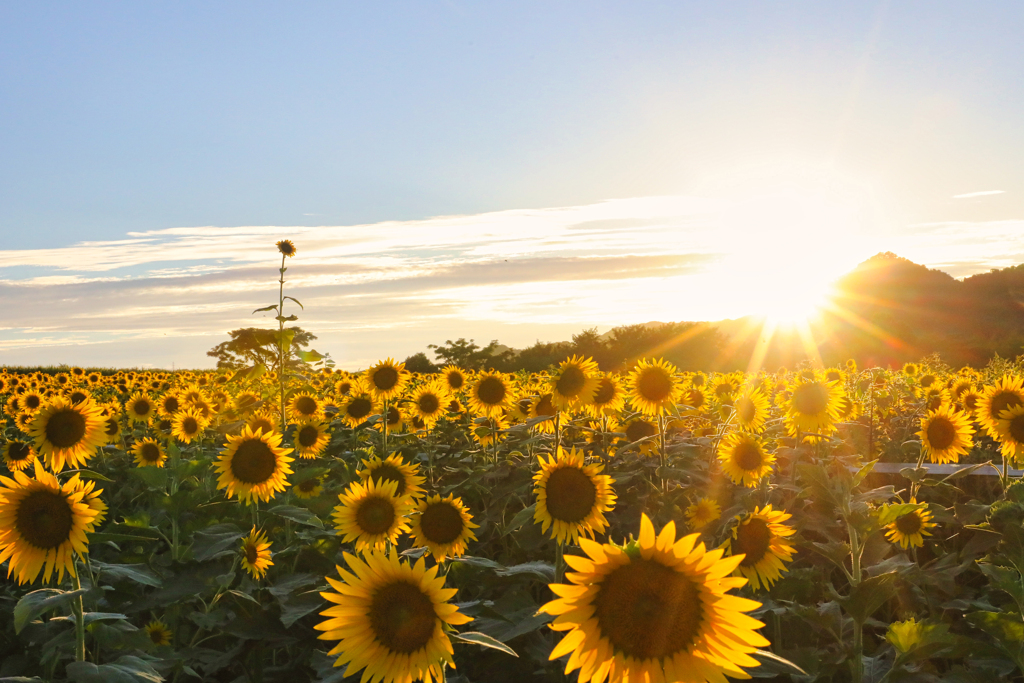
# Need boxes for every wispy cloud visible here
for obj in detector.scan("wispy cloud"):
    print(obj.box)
[952,190,1006,199]
[1,196,1021,369]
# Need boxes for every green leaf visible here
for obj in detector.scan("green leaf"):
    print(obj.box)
[751,649,808,675]
[279,591,325,628]
[876,502,928,526]
[89,560,162,588]
[284,296,304,309]
[68,469,114,483]
[252,304,279,314]
[14,588,88,634]
[852,459,877,486]
[502,504,536,536]
[451,631,518,657]
[130,466,169,488]
[494,561,555,582]
[967,611,1024,644]
[268,504,324,528]
[296,349,327,363]
[840,571,899,624]
[65,655,163,683]
[51,612,130,626]
[90,531,160,544]
[192,523,244,562]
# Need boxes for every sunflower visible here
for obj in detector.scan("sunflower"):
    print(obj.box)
[470,414,508,447]
[158,392,182,417]
[315,549,472,683]
[132,438,167,468]
[246,408,278,436]
[441,365,467,392]
[332,478,413,551]
[685,497,722,531]
[65,387,92,406]
[718,432,775,488]
[994,404,1024,462]
[365,358,410,402]
[376,405,406,434]
[214,426,294,504]
[621,417,659,456]
[20,391,44,414]
[145,619,173,646]
[960,387,983,416]
[125,392,156,423]
[339,391,378,428]
[2,440,36,472]
[240,527,273,579]
[29,397,107,472]
[171,409,208,444]
[534,447,616,545]
[294,476,323,499]
[681,385,709,412]
[74,478,107,528]
[723,505,796,591]
[0,462,99,584]
[538,513,768,683]
[276,239,297,257]
[585,373,626,418]
[467,371,512,417]
[409,382,450,428]
[549,355,601,411]
[293,419,330,459]
[357,452,426,500]
[288,392,323,422]
[410,494,479,561]
[15,412,35,433]
[785,377,844,438]
[711,375,740,404]
[232,391,261,416]
[529,393,558,433]
[978,375,1024,439]
[918,406,974,464]
[885,501,935,549]
[626,358,683,416]
[733,387,770,432]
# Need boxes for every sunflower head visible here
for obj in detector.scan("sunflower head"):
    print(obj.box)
[294,476,323,499]
[883,500,935,549]
[718,432,775,487]
[357,452,426,500]
[132,438,167,468]
[996,404,1024,462]
[332,478,413,551]
[411,494,479,561]
[468,371,512,417]
[293,419,330,459]
[918,406,974,464]
[145,619,173,647]
[364,358,409,401]
[214,426,294,504]
[685,496,722,531]
[533,446,616,545]
[549,355,601,410]
[276,239,296,257]
[723,504,796,591]
[29,396,106,472]
[2,440,37,472]
[240,527,273,579]
[627,358,683,416]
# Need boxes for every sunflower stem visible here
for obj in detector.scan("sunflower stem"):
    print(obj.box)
[278,253,287,432]
[554,541,564,584]
[658,414,668,493]
[71,561,86,662]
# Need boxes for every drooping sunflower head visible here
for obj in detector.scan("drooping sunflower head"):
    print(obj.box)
[315,549,472,682]
[411,494,479,561]
[145,619,173,647]
[357,452,426,500]
[627,358,683,416]
[549,355,601,410]
[214,426,294,504]
[276,239,296,257]
[538,513,768,683]
[364,358,409,401]
[331,478,413,551]
[467,371,512,417]
[29,396,106,472]
[718,432,776,487]
[723,504,796,591]
[0,461,99,584]
[132,438,167,468]
[293,419,330,459]
[918,406,975,464]
[685,496,722,531]
[240,527,273,579]
[2,439,37,472]
[978,375,1024,439]
[533,446,616,545]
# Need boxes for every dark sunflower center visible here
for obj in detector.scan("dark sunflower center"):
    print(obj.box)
[991,391,1024,421]
[792,383,829,415]
[230,439,277,484]
[369,581,438,654]
[69,391,88,404]
[637,369,673,403]
[715,383,733,399]
[555,366,587,398]
[896,512,922,535]
[45,408,87,449]
[132,399,153,417]
[347,397,373,420]
[826,371,842,383]
[732,442,763,471]
[476,377,507,405]
[919,374,936,388]
[299,479,318,492]
[182,417,200,435]
[386,406,401,426]
[163,396,180,413]
[419,502,464,544]
[8,442,31,461]
[625,420,657,443]
[686,388,706,408]
[245,541,259,564]
[356,496,396,535]
[417,393,440,415]
[140,443,161,462]
[295,396,317,415]
[735,397,756,423]
[15,489,74,550]
[735,518,772,567]
[594,558,703,660]
[369,464,406,496]
[372,367,400,391]
[544,467,597,523]
[1010,415,1024,443]
[447,372,464,390]
[926,417,957,450]
[104,418,119,437]
[593,378,616,405]
[24,395,42,410]
[298,425,320,448]
[535,394,556,417]
[149,627,166,644]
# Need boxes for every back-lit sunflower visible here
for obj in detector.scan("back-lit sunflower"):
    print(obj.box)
[358,452,426,500]
[626,358,683,416]
[20,391,44,414]
[538,513,768,683]
[293,419,330,459]
[132,438,166,468]
[549,355,601,410]
[2,440,36,472]
[467,371,512,417]
[918,406,974,464]
[470,414,508,447]
[441,365,467,392]
[364,358,410,402]
[733,387,770,432]
[240,527,273,579]
[680,385,709,412]
[288,392,323,421]
[15,412,35,433]
[339,391,378,428]
[65,387,92,406]
[585,373,626,418]
[29,397,106,472]
[214,426,294,504]
[410,494,479,561]
[685,496,722,531]
[232,390,260,416]
[294,476,323,500]
[978,375,1024,439]
[885,501,935,549]
[534,447,616,545]
[332,478,413,551]
[723,505,795,591]
[0,462,99,584]
[315,549,471,683]
[276,239,296,257]
[125,392,156,423]
[171,409,208,444]
[785,377,843,437]
[158,392,182,417]
[718,432,775,487]
[246,408,278,436]
[73,478,107,528]
[994,404,1024,462]
[621,417,659,456]
[529,392,558,433]
[145,619,173,646]
[376,405,405,434]
[409,382,449,428]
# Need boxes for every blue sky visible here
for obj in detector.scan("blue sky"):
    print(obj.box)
[1,2,1023,367]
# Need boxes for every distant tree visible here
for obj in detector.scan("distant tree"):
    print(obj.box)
[206,327,316,372]
[403,352,439,374]
[427,338,513,370]
[571,328,613,369]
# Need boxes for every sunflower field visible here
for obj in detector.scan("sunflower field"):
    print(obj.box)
[5,249,1024,683]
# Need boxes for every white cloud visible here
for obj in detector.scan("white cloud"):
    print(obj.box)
[952,190,1005,199]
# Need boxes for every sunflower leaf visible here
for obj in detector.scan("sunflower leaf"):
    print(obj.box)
[284,296,304,309]
[751,649,808,675]
[65,655,162,683]
[268,504,324,529]
[876,502,928,526]
[13,588,89,634]
[502,504,536,537]
[192,523,245,562]
[451,631,518,657]
[252,305,279,314]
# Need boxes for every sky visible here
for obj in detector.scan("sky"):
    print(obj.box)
[1,2,1023,368]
